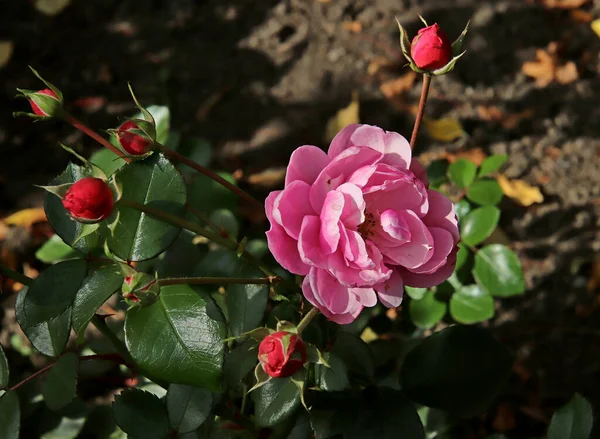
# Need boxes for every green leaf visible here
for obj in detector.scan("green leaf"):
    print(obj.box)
[455,245,469,271]
[125,285,226,391]
[209,209,239,241]
[0,391,20,439]
[466,179,503,206]
[426,160,448,188]
[447,159,477,189]
[460,206,500,247]
[450,285,495,324]
[547,394,593,439]
[0,345,8,388]
[252,377,301,427]
[16,287,71,357]
[332,332,375,380]
[113,389,170,439]
[72,262,123,342]
[89,148,126,177]
[227,267,268,338]
[409,291,447,329]
[400,326,513,416]
[454,199,471,222]
[178,137,212,168]
[405,286,427,300]
[22,259,87,327]
[109,153,186,261]
[144,105,170,144]
[478,154,507,178]
[44,163,102,253]
[41,353,78,410]
[188,172,238,214]
[473,244,525,297]
[223,340,258,389]
[166,384,212,434]
[35,234,78,264]
[315,353,349,392]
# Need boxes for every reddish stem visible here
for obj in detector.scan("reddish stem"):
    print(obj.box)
[409,74,432,150]
[64,113,128,160]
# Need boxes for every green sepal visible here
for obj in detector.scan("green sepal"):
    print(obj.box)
[236,236,248,257]
[28,66,64,102]
[122,272,160,309]
[12,111,46,120]
[16,88,64,119]
[431,50,467,76]
[127,84,157,140]
[396,18,413,66]
[105,129,154,160]
[73,223,100,246]
[276,320,298,334]
[248,363,272,393]
[106,208,121,237]
[59,143,107,180]
[222,327,272,343]
[307,344,330,367]
[37,182,73,199]
[418,15,428,26]
[451,20,470,56]
[290,369,308,410]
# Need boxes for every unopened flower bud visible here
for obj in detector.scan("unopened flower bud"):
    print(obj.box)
[122,272,160,308]
[62,177,114,222]
[117,120,153,155]
[258,331,307,378]
[28,88,62,117]
[410,23,452,71]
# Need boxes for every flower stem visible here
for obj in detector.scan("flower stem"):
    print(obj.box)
[118,198,278,278]
[158,276,278,287]
[157,145,262,211]
[64,113,127,159]
[0,264,32,286]
[296,307,320,335]
[409,74,432,150]
[91,315,135,367]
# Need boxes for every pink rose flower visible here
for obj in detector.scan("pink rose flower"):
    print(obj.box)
[266,124,459,324]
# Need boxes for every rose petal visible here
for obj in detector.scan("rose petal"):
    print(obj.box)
[423,189,459,241]
[320,191,345,254]
[274,180,314,239]
[400,247,457,288]
[337,182,365,228]
[374,270,404,308]
[285,145,330,187]
[328,124,361,158]
[298,215,327,266]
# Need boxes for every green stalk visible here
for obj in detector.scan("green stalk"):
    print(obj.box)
[296,307,320,335]
[158,276,277,287]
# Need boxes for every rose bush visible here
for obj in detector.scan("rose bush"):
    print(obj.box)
[266,124,459,323]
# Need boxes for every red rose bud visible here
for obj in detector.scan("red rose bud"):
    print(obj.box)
[122,272,160,308]
[29,88,62,117]
[410,23,452,70]
[117,120,152,155]
[258,331,307,378]
[62,177,114,221]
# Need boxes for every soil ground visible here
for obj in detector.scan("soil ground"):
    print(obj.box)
[1,0,600,437]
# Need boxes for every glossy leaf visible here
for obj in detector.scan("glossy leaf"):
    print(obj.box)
[466,179,503,206]
[226,267,268,338]
[253,377,301,427]
[409,291,447,329]
[0,345,7,388]
[113,389,170,439]
[125,285,226,391]
[72,262,123,342]
[455,245,470,271]
[405,286,427,300]
[166,384,212,434]
[41,353,78,410]
[315,353,349,392]
[44,163,103,253]
[400,326,513,416]
[223,341,258,390]
[0,391,20,439]
[460,206,500,247]
[332,332,375,380]
[454,199,471,222]
[188,172,238,214]
[547,393,593,439]
[35,234,78,264]
[478,154,507,177]
[21,259,87,328]
[108,153,186,261]
[145,105,170,144]
[89,148,126,177]
[209,209,239,241]
[450,285,495,324]
[16,286,71,357]
[473,244,525,297]
[447,159,477,189]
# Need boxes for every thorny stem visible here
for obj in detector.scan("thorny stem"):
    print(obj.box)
[7,353,125,392]
[0,264,32,287]
[409,74,432,150]
[187,204,221,234]
[64,113,127,159]
[158,276,279,287]
[296,307,320,335]
[158,145,262,211]
[118,198,279,278]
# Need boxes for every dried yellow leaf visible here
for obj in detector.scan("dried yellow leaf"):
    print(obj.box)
[3,208,47,228]
[591,19,600,38]
[423,117,466,142]
[325,91,359,142]
[35,0,71,16]
[0,41,13,68]
[497,175,544,206]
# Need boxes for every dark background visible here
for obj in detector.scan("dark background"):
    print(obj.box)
[1,0,599,437]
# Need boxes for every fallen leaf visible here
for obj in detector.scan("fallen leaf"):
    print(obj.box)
[35,0,71,16]
[477,105,534,130]
[360,327,378,343]
[497,175,544,206]
[423,117,466,142]
[367,56,393,76]
[342,21,363,33]
[247,167,286,188]
[3,208,47,228]
[591,19,600,38]
[325,91,360,142]
[379,71,416,99]
[540,0,587,8]
[0,41,13,68]
[522,44,579,87]
[570,9,594,23]
[446,148,487,166]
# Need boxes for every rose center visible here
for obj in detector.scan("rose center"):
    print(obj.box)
[357,211,377,239]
